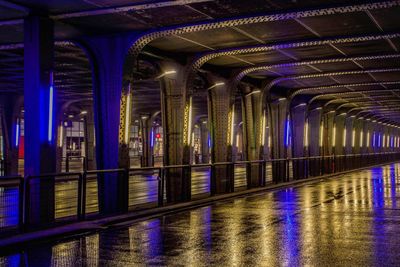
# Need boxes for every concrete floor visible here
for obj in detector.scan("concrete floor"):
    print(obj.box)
[1,163,400,266]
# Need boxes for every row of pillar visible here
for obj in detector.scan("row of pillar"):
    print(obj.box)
[2,15,400,226]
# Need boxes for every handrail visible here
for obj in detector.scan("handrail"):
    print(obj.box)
[1,152,399,179]
[1,151,399,234]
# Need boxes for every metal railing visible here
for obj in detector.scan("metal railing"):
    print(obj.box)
[0,159,4,176]
[0,151,399,236]
[62,156,86,172]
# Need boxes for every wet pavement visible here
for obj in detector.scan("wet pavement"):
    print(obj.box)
[2,163,400,266]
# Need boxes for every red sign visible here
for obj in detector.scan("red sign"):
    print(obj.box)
[156,133,161,139]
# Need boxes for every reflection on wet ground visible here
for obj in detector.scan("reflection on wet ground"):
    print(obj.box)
[2,163,400,266]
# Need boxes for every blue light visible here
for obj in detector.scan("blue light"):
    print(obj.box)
[373,132,376,147]
[150,128,154,147]
[378,134,381,147]
[285,118,290,146]
[48,84,54,143]
[15,119,19,147]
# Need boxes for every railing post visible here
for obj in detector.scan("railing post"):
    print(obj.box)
[18,176,24,231]
[81,172,87,220]
[262,160,267,186]
[230,162,235,192]
[23,176,30,229]
[66,156,70,173]
[158,168,164,207]
[77,173,83,220]
[211,164,216,195]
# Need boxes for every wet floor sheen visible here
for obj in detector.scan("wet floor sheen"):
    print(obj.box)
[2,163,400,266]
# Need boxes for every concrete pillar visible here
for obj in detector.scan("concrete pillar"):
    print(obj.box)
[0,96,21,175]
[83,107,96,170]
[307,107,322,176]
[321,111,335,174]
[159,61,189,202]
[268,98,288,183]
[55,121,64,173]
[199,118,210,164]
[207,78,234,194]
[84,35,131,214]
[345,116,355,155]
[333,113,346,171]
[24,16,56,225]
[242,90,263,187]
[140,114,153,167]
[291,103,307,179]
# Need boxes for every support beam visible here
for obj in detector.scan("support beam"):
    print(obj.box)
[207,76,234,194]
[307,107,323,176]
[140,114,153,167]
[83,35,131,214]
[291,103,307,179]
[159,61,189,202]
[241,89,263,187]
[24,16,56,225]
[268,98,289,183]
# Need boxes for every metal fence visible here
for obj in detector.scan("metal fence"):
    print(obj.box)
[1,152,399,236]
[0,159,4,176]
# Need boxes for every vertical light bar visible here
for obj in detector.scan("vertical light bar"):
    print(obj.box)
[304,120,309,147]
[378,134,381,147]
[230,105,235,145]
[150,128,154,148]
[373,132,376,147]
[268,135,271,148]
[319,124,324,147]
[261,110,266,146]
[387,134,390,147]
[236,134,240,148]
[332,125,336,147]
[383,134,386,148]
[48,72,54,142]
[124,86,131,144]
[343,128,347,147]
[360,130,363,147]
[58,124,63,147]
[187,96,193,145]
[285,118,290,146]
[15,118,20,147]
[352,129,355,147]
[367,131,370,148]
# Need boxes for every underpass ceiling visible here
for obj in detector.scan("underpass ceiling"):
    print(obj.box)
[1,1,400,123]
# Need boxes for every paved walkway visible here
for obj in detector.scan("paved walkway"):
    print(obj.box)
[1,163,400,266]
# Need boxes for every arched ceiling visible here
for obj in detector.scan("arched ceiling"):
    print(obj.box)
[1,1,400,123]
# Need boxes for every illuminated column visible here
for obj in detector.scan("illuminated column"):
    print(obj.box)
[268,98,289,183]
[0,96,21,175]
[207,76,234,194]
[345,116,355,154]
[159,61,189,201]
[321,111,335,174]
[334,112,346,171]
[307,107,322,176]
[24,16,56,225]
[140,114,153,167]
[290,103,307,179]
[199,118,210,164]
[84,35,131,214]
[353,118,363,154]
[242,88,263,187]
[83,107,96,170]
